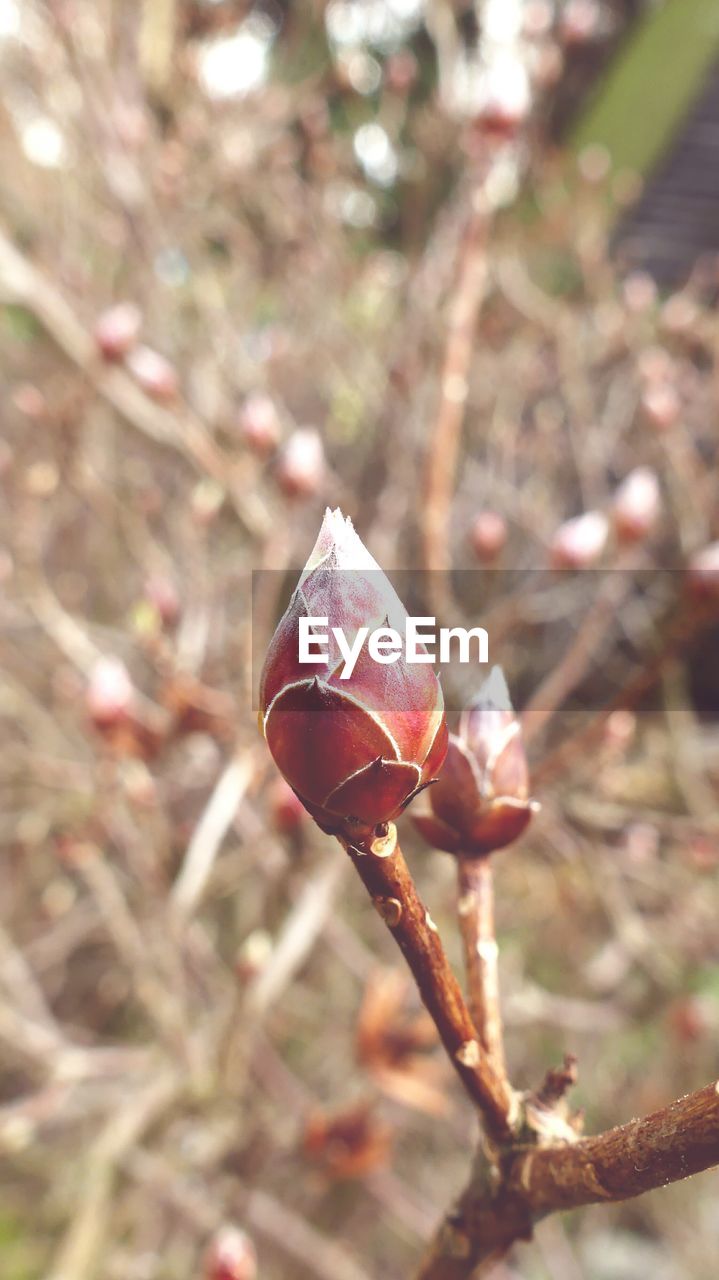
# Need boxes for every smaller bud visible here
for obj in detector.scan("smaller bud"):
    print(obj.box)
[86,657,134,729]
[559,0,601,47]
[235,930,273,986]
[385,49,418,94]
[237,392,281,456]
[686,542,719,602]
[276,428,325,498]
[127,345,179,403]
[470,511,507,564]
[474,56,532,138]
[269,776,306,834]
[612,467,660,543]
[94,303,142,361]
[602,709,636,756]
[549,511,608,569]
[413,667,535,857]
[640,382,680,433]
[143,574,181,627]
[622,272,657,316]
[203,1226,257,1280]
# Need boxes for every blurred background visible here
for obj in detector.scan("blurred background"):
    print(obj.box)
[1,2,719,1278]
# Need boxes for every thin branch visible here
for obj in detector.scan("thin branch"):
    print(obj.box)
[340,825,517,1143]
[456,857,507,1081]
[171,751,255,920]
[416,1080,719,1279]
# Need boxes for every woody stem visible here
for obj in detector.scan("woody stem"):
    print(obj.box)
[339,825,517,1143]
[456,855,507,1082]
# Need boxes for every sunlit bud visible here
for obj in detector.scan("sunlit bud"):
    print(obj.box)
[94,303,142,361]
[475,55,532,137]
[86,657,135,728]
[549,510,609,569]
[470,511,508,564]
[144,575,181,627]
[612,467,661,543]
[235,930,273,985]
[237,392,281,456]
[640,381,680,432]
[560,0,602,46]
[686,542,719,602]
[127,345,179,402]
[276,428,325,499]
[413,667,534,857]
[260,508,448,842]
[203,1226,257,1280]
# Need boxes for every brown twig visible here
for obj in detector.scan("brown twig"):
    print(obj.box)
[340,825,518,1143]
[456,856,507,1081]
[416,1080,719,1279]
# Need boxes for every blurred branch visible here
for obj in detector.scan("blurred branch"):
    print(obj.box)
[0,224,270,538]
[172,751,255,920]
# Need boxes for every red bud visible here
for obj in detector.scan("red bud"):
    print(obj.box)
[86,657,134,728]
[260,508,447,841]
[612,467,660,543]
[203,1227,256,1280]
[94,303,142,361]
[549,511,608,569]
[686,542,719,601]
[237,392,281,456]
[470,511,507,564]
[127,345,179,403]
[276,428,325,498]
[413,667,534,857]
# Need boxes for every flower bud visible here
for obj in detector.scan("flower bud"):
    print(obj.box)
[237,392,281,456]
[686,542,719,602]
[259,508,448,841]
[94,303,142,361]
[612,467,660,543]
[127,345,179,403]
[640,381,680,433]
[470,511,507,564]
[413,667,534,857]
[549,510,608,569]
[86,657,134,729]
[203,1227,257,1280]
[275,428,325,499]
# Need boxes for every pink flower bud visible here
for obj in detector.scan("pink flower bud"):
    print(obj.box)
[560,0,601,46]
[259,509,448,842]
[640,382,680,433]
[144,575,181,627]
[127,345,179,402]
[612,467,660,543]
[204,1227,257,1280]
[276,428,325,499]
[86,657,134,728]
[686,542,719,601]
[237,392,281,456]
[94,303,142,361]
[413,667,534,857]
[474,56,532,137]
[549,511,609,569]
[470,511,507,564]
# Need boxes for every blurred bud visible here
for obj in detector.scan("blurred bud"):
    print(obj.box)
[530,40,564,90]
[127,345,179,402]
[269,775,306,834]
[204,1226,257,1280]
[637,345,674,385]
[602,709,636,755]
[144,574,181,627]
[191,478,225,526]
[276,428,325,498]
[577,144,610,185]
[259,508,448,842]
[474,55,532,137]
[550,511,609,569]
[235,930,273,986]
[94,303,142,361]
[640,381,680,433]
[385,49,418,94]
[686,542,719,601]
[12,382,47,418]
[621,821,659,866]
[523,1,554,38]
[86,657,134,728]
[560,0,601,46]
[667,996,708,1046]
[470,510,507,564]
[303,1102,392,1180]
[622,271,657,315]
[413,667,535,857]
[660,292,698,335]
[612,467,660,543]
[237,392,281,456]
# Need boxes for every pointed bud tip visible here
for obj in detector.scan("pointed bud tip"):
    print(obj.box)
[470,665,513,713]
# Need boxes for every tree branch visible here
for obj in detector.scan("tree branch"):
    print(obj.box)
[416,1080,719,1279]
[339,825,518,1143]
